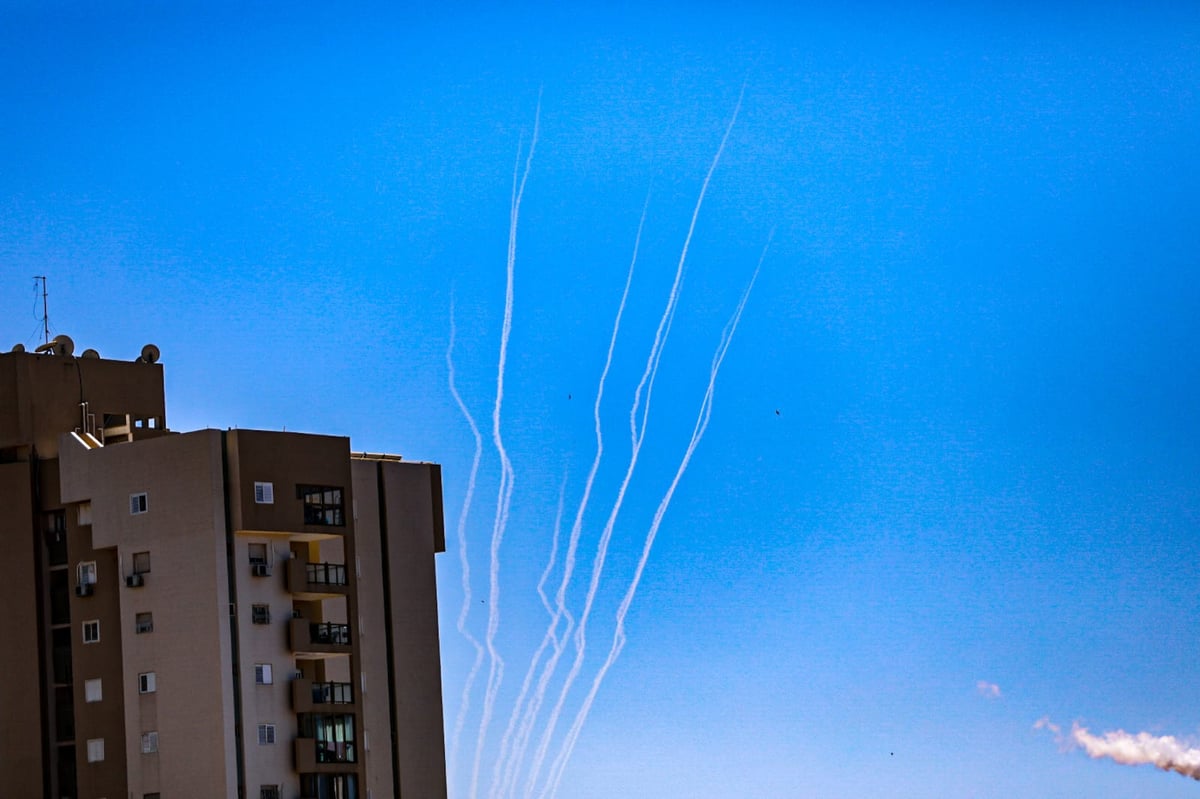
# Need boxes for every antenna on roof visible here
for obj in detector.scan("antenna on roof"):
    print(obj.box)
[33,276,49,345]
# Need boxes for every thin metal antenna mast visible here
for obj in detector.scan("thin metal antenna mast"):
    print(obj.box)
[33,275,48,345]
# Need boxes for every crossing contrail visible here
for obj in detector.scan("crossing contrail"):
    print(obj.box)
[539,238,768,799]
[471,94,542,799]
[492,191,653,799]
[522,86,746,798]
[446,295,487,797]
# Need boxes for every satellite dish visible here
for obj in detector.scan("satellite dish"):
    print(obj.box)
[11,343,25,353]
[35,335,74,357]
[81,348,100,359]
[139,343,160,364]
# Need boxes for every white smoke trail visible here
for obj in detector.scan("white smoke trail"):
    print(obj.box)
[540,237,769,799]
[492,191,653,799]
[471,95,542,799]
[446,294,487,796]
[522,87,746,799]
[1040,718,1200,781]
[487,472,571,798]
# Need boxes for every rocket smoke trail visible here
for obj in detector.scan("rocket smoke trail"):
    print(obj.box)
[446,296,487,797]
[1039,718,1200,781]
[471,95,541,799]
[492,191,652,799]
[522,86,746,798]
[488,472,570,798]
[540,238,768,799]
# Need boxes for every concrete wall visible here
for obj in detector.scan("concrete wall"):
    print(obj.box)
[0,461,46,798]
[60,429,238,798]
[380,460,448,799]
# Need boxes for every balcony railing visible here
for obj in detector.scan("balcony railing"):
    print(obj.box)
[289,619,352,656]
[311,622,350,646]
[312,681,354,705]
[291,678,357,712]
[286,559,350,599]
[306,562,348,587]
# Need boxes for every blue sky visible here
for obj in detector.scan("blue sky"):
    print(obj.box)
[3,2,1199,796]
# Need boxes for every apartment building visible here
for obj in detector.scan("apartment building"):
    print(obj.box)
[0,337,448,799]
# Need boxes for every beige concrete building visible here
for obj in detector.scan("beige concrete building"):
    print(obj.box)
[0,337,447,799]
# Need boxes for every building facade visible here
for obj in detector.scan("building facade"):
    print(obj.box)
[0,338,447,799]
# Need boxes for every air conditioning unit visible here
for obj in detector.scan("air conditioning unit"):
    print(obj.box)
[75,583,94,597]
[125,573,145,588]
[251,563,271,577]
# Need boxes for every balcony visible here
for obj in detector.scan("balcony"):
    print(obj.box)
[286,559,350,600]
[291,679,356,714]
[289,619,352,658]
[293,737,358,772]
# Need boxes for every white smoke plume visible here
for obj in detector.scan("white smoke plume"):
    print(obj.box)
[471,94,541,799]
[539,235,769,799]
[492,190,652,799]
[523,84,747,798]
[446,295,487,796]
[976,680,1001,699]
[1037,717,1200,782]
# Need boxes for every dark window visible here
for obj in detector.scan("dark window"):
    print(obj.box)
[298,485,345,526]
[132,551,151,574]
[251,604,270,625]
[135,612,153,634]
[45,511,67,566]
[52,628,72,685]
[55,685,75,741]
[298,713,356,763]
[50,570,70,626]
[261,787,281,799]
[300,773,357,799]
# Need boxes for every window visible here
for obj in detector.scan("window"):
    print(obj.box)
[248,543,268,566]
[145,794,161,799]
[82,620,100,644]
[298,712,356,763]
[254,481,275,504]
[251,604,270,625]
[141,731,158,754]
[132,551,151,574]
[86,738,104,763]
[260,787,281,799]
[255,663,273,685]
[129,492,148,515]
[257,723,276,745]
[138,672,156,694]
[298,485,345,526]
[77,561,97,586]
[84,678,103,703]
[135,612,153,634]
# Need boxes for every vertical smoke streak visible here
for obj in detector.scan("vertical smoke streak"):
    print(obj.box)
[540,238,768,799]
[488,473,570,798]
[446,295,487,797]
[493,191,653,799]
[471,95,542,799]
[522,86,746,799]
